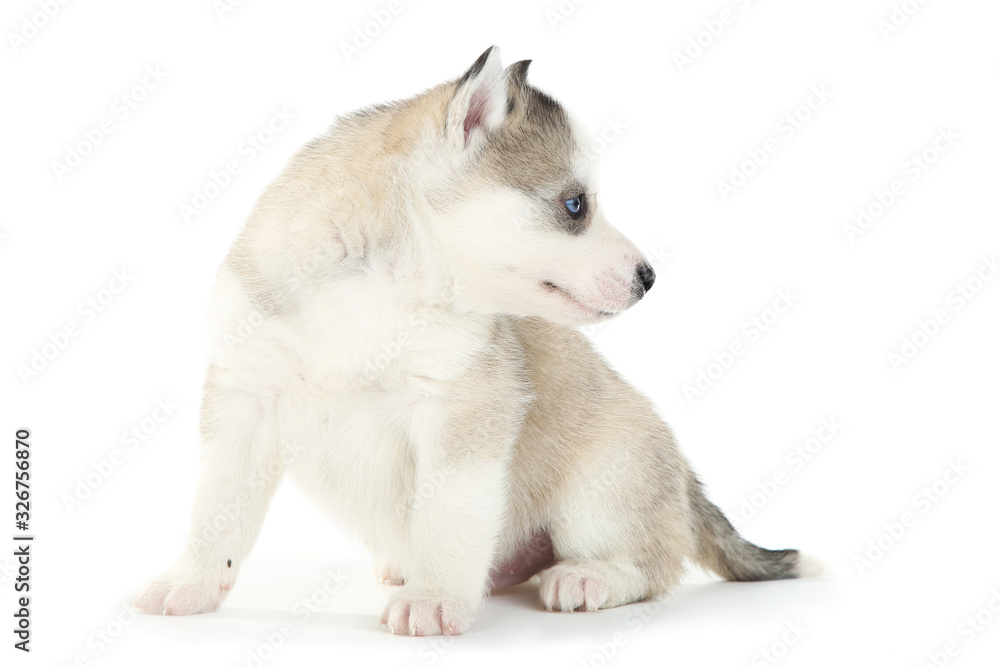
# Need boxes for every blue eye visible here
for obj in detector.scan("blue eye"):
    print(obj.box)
[565,195,582,216]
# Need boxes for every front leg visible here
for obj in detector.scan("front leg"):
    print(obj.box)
[380,353,529,635]
[381,455,508,635]
[134,367,290,615]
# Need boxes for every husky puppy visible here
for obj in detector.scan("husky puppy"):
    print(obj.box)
[135,47,812,636]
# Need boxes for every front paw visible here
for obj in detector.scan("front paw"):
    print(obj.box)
[133,557,234,616]
[378,589,477,636]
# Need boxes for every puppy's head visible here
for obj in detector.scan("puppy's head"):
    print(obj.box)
[423,46,654,326]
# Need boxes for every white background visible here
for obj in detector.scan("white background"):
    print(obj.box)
[2,0,999,665]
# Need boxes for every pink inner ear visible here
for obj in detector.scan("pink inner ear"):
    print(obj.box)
[463,88,490,148]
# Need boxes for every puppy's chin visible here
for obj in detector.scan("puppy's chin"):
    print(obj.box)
[516,298,624,328]
[529,281,628,326]
[552,306,621,327]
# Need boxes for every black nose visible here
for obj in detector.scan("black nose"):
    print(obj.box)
[635,262,655,297]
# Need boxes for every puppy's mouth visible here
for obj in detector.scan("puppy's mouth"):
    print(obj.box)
[541,281,617,320]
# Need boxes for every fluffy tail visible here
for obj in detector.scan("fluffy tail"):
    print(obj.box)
[688,476,806,581]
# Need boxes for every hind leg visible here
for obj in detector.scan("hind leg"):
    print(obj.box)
[538,456,694,612]
[538,532,690,612]
[537,519,684,612]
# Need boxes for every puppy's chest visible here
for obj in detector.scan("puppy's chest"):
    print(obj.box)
[293,273,493,391]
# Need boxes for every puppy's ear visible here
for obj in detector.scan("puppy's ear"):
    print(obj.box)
[446,46,509,151]
[506,59,532,89]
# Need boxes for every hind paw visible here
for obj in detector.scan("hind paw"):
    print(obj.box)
[539,562,610,611]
